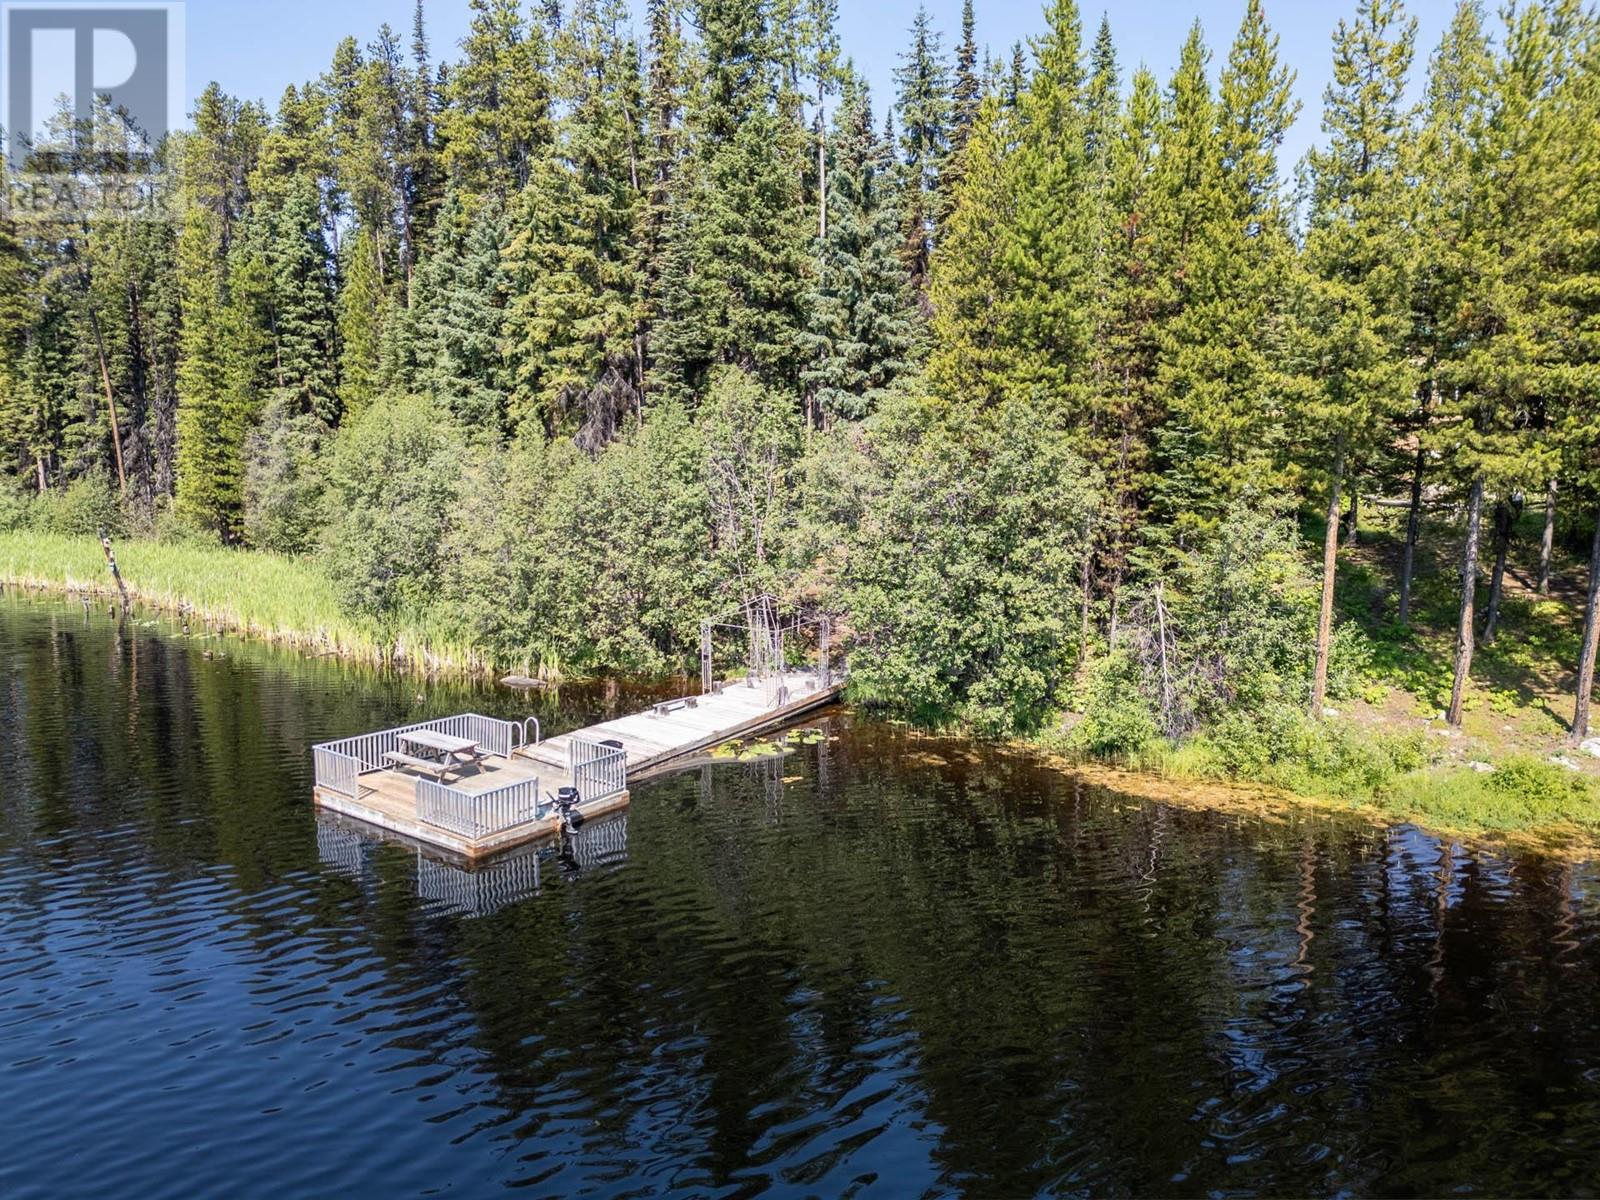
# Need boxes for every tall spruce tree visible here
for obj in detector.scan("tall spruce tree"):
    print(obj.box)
[505,0,647,444]
[173,86,267,538]
[1301,0,1418,715]
[947,0,981,188]
[650,0,810,402]
[1151,16,1296,547]
[894,6,951,311]
[801,73,918,422]
[1082,65,1171,608]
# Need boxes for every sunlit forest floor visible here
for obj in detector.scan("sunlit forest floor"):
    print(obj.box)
[1333,502,1596,777]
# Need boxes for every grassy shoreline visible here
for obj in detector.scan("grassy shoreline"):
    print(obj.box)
[0,530,487,673]
[1037,745,1600,860]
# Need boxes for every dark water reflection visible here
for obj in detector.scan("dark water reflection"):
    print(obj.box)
[3,596,1600,1198]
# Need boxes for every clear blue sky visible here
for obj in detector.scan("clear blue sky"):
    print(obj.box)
[187,0,1463,174]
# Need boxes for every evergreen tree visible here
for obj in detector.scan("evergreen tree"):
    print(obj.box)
[1151,17,1296,546]
[650,0,810,402]
[1427,2,1559,723]
[801,74,918,422]
[1082,66,1171,610]
[894,6,951,310]
[408,194,512,432]
[1543,7,1600,739]
[505,0,646,444]
[947,0,981,186]
[1300,0,1418,715]
[173,86,267,538]
[437,0,556,199]
[927,93,1016,406]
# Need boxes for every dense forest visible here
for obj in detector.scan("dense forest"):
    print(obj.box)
[1,0,1598,748]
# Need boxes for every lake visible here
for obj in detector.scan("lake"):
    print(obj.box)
[2,594,1598,1198]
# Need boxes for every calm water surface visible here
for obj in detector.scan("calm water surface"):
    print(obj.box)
[3,596,1600,1198]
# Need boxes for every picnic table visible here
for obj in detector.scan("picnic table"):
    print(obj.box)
[384,729,485,779]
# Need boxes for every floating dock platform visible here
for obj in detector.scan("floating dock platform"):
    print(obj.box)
[311,667,841,860]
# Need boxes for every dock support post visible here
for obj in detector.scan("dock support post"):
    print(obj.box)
[700,620,713,695]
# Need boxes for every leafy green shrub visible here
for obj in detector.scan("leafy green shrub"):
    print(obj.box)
[1325,621,1375,703]
[1207,703,1306,777]
[0,488,30,532]
[31,474,125,537]
[319,394,465,622]
[843,388,1101,736]
[149,500,220,547]
[245,403,329,554]
[1110,495,1316,739]
[1073,652,1158,756]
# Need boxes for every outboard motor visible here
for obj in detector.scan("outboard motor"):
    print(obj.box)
[553,785,585,834]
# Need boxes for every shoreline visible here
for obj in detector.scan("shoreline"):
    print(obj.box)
[5,540,1597,858]
[0,538,492,677]
[1030,748,1600,862]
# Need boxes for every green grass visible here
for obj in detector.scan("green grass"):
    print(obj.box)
[0,530,482,671]
[1383,755,1600,834]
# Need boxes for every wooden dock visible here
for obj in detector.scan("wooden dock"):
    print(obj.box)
[312,668,841,860]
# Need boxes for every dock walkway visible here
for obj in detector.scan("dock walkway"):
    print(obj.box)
[312,667,840,859]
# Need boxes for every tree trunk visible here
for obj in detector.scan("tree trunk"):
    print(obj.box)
[1078,545,1093,669]
[1539,478,1557,596]
[86,307,128,497]
[1342,490,1359,548]
[1398,445,1424,626]
[1482,501,1511,644]
[1311,435,1346,717]
[1571,506,1600,744]
[1447,476,1485,727]
[817,80,827,241]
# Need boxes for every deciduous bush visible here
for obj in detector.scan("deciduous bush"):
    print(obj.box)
[320,394,465,622]
[1103,496,1317,740]
[843,391,1101,735]
[31,473,126,538]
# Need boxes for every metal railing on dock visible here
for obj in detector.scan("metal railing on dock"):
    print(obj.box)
[311,714,529,799]
[569,737,628,802]
[417,775,542,839]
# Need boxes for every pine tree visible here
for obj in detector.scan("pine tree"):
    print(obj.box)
[999,0,1091,412]
[1150,17,1296,546]
[800,74,918,422]
[1521,2,1600,738]
[1426,2,1559,724]
[1300,0,1418,715]
[894,6,951,310]
[927,93,1016,406]
[437,0,555,199]
[1403,1,1489,627]
[505,0,646,444]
